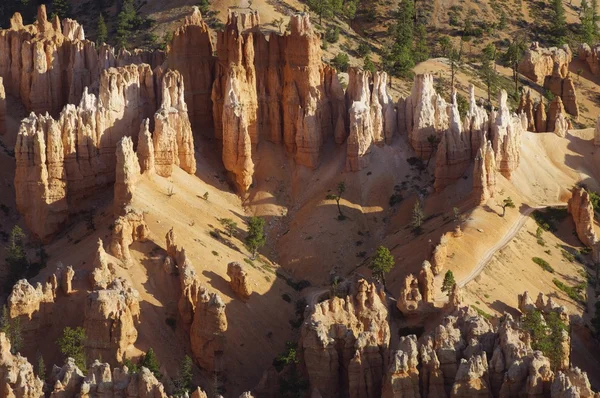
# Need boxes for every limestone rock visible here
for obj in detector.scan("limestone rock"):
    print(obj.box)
[447,283,464,312]
[431,235,448,275]
[219,69,255,192]
[166,6,216,131]
[434,93,471,191]
[84,278,140,366]
[464,85,489,155]
[190,289,228,372]
[109,208,150,267]
[518,42,571,85]
[346,69,374,171]
[0,332,45,397]
[301,279,389,398]
[552,368,597,398]
[60,265,75,295]
[90,239,115,290]
[114,137,141,216]
[491,90,522,179]
[137,119,155,174]
[568,187,597,247]
[518,291,537,314]
[50,358,85,397]
[406,74,450,159]
[580,43,600,77]
[396,262,436,317]
[382,336,420,398]
[451,352,491,397]
[517,88,536,132]
[227,262,252,301]
[472,140,496,204]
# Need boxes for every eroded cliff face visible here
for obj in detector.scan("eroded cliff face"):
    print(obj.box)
[166,6,215,132]
[491,90,523,179]
[14,64,155,241]
[163,228,228,373]
[0,332,44,398]
[519,88,571,136]
[518,42,578,117]
[15,65,195,241]
[301,279,390,398]
[0,5,163,118]
[568,187,597,247]
[84,278,140,367]
[396,261,436,316]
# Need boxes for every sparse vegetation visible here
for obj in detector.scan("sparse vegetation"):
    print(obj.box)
[442,270,456,296]
[57,327,86,371]
[412,200,424,230]
[173,355,194,396]
[326,182,346,220]
[219,218,237,237]
[500,197,515,217]
[532,257,554,273]
[245,216,266,260]
[522,310,567,370]
[273,342,298,372]
[1,306,22,354]
[472,305,493,321]
[553,279,585,303]
[368,246,395,286]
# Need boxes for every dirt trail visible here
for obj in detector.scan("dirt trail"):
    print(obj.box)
[436,202,566,301]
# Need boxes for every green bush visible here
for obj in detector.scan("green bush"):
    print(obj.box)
[273,342,298,372]
[325,26,339,43]
[331,53,350,72]
[522,310,567,369]
[356,42,371,57]
[553,278,584,303]
[532,257,554,273]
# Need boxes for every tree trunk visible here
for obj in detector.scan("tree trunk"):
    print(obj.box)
[336,199,343,217]
[502,206,506,217]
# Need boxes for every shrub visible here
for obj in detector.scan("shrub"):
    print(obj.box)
[553,278,584,303]
[522,310,567,369]
[389,193,403,207]
[281,293,292,303]
[356,42,371,57]
[57,327,86,371]
[273,342,298,372]
[561,249,575,263]
[325,26,339,43]
[532,257,554,273]
[331,53,350,72]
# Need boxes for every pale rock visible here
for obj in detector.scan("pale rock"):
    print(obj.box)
[430,235,448,275]
[518,42,571,85]
[301,279,389,397]
[0,77,6,135]
[434,92,471,191]
[382,335,420,398]
[190,290,228,372]
[491,90,522,178]
[50,358,85,397]
[109,208,150,267]
[137,119,155,174]
[464,85,489,155]
[406,74,450,159]
[84,278,140,366]
[90,239,115,290]
[396,262,436,316]
[450,352,491,397]
[579,43,600,77]
[0,332,44,397]
[114,137,140,216]
[60,265,75,295]
[227,262,252,301]
[472,140,496,204]
[568,187,597,247]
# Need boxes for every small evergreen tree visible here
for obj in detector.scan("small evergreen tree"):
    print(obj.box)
[363,55,376,73]
[37,355,46,381]
[326,181,346,219]
[522,310,567,369]
[57,327,86,370]
[96,13,108,45]
[505,39,526,95]
[368,246,395,286]
[442,270,456,296]
[51,0,71,19]
[500,197,516,217]
[6,225,28,283]
[197,0,211,15]
[140,348,161,379]
[174,355,194,396]
[413,23,429,63]
[115,0,137,49]
[1,306,22,354]
[245,217,266,260]
[412,200,424,229]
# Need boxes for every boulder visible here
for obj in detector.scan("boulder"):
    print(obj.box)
[227,262,252,301]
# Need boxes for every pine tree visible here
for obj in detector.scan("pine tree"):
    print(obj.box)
[140,348,161,379]
[500,197,516,217]
[57,327,86,371]
[115,0,137,49]
[413,23,429,63]
[412,200,424,229]
[368,246,395,286]
[174,355,194,395]
[442,270,456,296]
[51,0,71,19]
[245,217,266,260]
[551,0,567,45]
[6,225,28,283]
[325,182,346,219]
[96,13,108,45]
[37,355,46,381]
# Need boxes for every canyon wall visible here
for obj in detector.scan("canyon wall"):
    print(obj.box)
[0,5,163,118]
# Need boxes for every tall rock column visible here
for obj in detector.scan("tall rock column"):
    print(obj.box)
[491,90,522,178]
[434,93,471,192]
[346,69,374,171]
[114,136,140,216]
[166,6,216,132]
[472,140,496,204]
[568,187,597,247]
[0,77,6,135]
